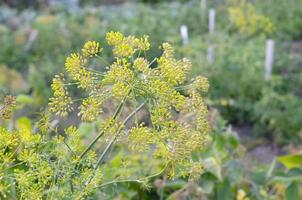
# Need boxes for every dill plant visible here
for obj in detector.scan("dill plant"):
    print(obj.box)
[0,95,16,119]
[228,2,275,36]
[0,32,210,199]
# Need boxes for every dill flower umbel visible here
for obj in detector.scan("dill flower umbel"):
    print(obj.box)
[106,31,150,57]
[82,41,102,57]
[0,95,16,119]
[135,35,150,51]
[133,57,148,72]
[49,74,73,117]
[157,43,191,86]
[64,53,95,90]
[78,96,103,122]
[65,53,86,79]
[192,75,209,93]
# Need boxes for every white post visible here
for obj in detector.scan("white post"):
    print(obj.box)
[208,9,216,64]
[200,0,207,12]
[180,25,189,46]
[24,29,39,51]
[207,45,215,64]
[264,39,274,81]
[209,9,216,34]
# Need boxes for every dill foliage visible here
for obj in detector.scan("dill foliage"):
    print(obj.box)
[0,32,210,199]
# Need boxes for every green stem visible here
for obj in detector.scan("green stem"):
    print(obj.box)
[95,101,145,166]
[63,82,79,86]
[174,84,192,90]
[148,57,157,67]
[98,179,142,188]
[82,101,146,189]
[94,161,169,189]
[63,140,76,156]
[86,68,106,76]
[96,55,110,66]
[79,93,129,159]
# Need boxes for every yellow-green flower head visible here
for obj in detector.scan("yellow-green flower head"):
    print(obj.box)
[78,96,103,122]
[113,42,135,58]
[102,59,134,84]
[111,81,131,99]
[65,53,95,90]
[82,41,102,57]
[190,162,204,180]
[106,31,124,46]
[3,95,16,106]
[162,42,174,58]
[228,3,275,36]
[190,92,210,134]
[135,35,150,51]
[65,53,86,79]
[49,74,73,117]
[156,44,191,86]
[128,127,155,152]
[0,95,16,119]
[106,32,151,58]
[193,76,209,93]
[133,57,148,72]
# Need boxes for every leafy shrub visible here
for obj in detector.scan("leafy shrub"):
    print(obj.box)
[175,32,302,142]
[255,0,302,40]
[176,35,267,125]
[254,88,302,144]
[228,2,275,37]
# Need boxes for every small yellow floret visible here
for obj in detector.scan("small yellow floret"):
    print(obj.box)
[82,41,102,57]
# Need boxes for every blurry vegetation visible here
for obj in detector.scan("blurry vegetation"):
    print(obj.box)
[0,0,302,199]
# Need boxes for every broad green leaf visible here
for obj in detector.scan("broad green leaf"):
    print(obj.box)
[204,157,222,181]
[269,174,302,184]
[285,182,300,200]
[215,178,233,200]
[16,94,34,105]
[277,155,302,169]
[16,117,32,141]
[164,180,186,189]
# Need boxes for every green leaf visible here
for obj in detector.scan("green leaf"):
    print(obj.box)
[270,175,302,184]
[164,180,186,189]
[16,117,32,132]
[16,94,34,105]
[277,155,302,169]
[285,182,300,200]
[215,178,233,200]
[16,117,32,140]
[78,122,95,137]
[204,157,222,181]
[110,150,123,168]
[266,159,276,179]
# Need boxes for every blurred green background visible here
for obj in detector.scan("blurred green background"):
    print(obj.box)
[1,0,302,199]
